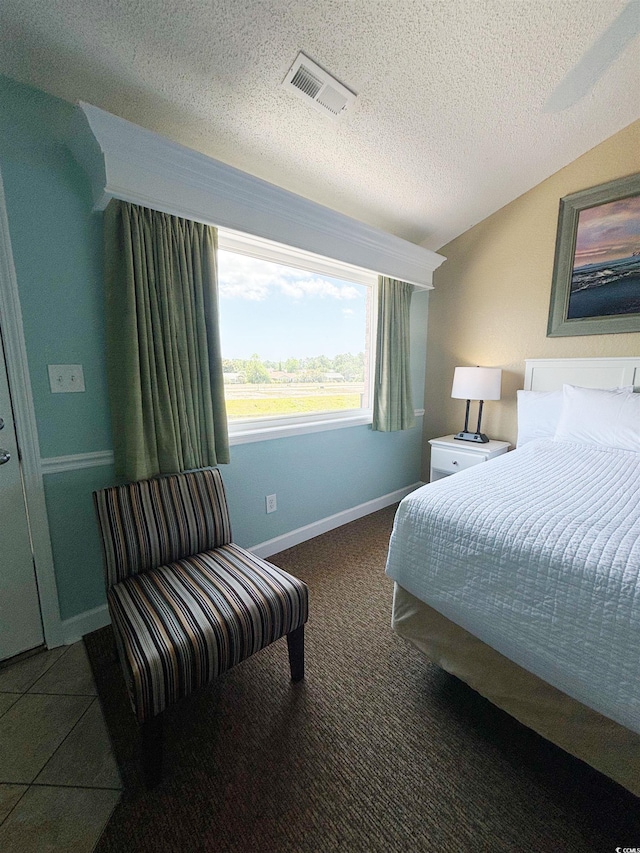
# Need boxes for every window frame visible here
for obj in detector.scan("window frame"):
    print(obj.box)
[217,229,378,445]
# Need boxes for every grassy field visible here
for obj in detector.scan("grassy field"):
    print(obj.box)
[225,394,361,419]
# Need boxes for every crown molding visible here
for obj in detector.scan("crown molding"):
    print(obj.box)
[71,102,445,289]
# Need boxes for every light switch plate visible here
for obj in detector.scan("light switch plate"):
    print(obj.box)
[48,364,85,393]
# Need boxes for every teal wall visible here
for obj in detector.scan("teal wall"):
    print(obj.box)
[0,74,429,623]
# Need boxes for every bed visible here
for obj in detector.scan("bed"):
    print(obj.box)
[387,356,640,796]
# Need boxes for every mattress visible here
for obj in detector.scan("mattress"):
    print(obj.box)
[385,439,640,733]
[391,584,640,797]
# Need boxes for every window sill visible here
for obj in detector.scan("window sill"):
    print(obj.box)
[227,408,424,446]
[228,412,372,445]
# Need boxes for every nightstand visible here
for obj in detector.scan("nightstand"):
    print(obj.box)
[429,435,510,482]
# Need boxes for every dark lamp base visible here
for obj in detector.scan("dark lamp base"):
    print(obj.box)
[454,431,489,443]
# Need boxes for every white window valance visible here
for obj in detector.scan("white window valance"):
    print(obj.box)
[71,102,445,290]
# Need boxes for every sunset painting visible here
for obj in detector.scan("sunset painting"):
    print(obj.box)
[568,194,640,319]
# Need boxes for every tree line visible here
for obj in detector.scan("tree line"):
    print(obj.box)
[223,352,365,384]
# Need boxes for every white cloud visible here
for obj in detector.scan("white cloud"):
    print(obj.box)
[279,277,361,301]
[218,252,363,302]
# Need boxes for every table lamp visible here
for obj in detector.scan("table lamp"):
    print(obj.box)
[451,366,502,443]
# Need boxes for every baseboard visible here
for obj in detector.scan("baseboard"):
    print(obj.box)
[250,482,423,558]
[60,483,424,641]
[61,603,111,645]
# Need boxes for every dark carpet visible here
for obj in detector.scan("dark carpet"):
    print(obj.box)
[85,505,640,852]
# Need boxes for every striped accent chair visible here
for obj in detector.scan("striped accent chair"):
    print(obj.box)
[93,467,308,786]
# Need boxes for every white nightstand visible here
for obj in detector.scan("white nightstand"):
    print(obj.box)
[429,434,510,482]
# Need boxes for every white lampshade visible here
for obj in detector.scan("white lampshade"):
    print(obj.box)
[451,366,502,401]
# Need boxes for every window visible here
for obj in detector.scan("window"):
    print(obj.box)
[217,230,377,443]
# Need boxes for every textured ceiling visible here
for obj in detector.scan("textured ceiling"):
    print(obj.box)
[0,0,639,250]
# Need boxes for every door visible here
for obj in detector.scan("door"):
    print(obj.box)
[0,327,44,660]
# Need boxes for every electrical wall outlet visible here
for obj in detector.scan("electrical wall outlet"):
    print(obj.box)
[266,494,277,514]
[48,364,85,393]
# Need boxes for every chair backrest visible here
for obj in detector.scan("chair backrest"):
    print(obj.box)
[93,467,232,588]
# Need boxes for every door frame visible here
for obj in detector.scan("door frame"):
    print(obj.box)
[0,166,63,648]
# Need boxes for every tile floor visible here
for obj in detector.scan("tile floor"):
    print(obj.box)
[0,641,121,852]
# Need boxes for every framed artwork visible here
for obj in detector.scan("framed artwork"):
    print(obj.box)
[547,172,640,337]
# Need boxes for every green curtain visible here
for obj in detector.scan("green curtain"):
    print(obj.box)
[372,276,415,432]
[104,200,229,481]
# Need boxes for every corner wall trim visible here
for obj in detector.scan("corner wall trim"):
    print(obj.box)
[62,604,110,646]
[249,482,424,558]
[41,451,115,475]
[0,169,64,648]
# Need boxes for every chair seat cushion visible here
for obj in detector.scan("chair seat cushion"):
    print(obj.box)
[107,544,309,722]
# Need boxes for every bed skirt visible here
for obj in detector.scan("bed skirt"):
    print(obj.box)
[392,583,640,798]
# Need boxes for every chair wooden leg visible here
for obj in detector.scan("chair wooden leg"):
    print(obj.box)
[141,712,163,788]
[286,625,305,682]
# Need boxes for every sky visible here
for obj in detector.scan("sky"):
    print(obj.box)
[573,195,640,268]
[217,250,368,361]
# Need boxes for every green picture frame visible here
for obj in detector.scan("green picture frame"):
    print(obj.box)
[547,172,640,337]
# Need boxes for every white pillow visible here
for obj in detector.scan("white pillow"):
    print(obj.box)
[554,385,640,452]
[516,390,564,448]
[517,385,634,448]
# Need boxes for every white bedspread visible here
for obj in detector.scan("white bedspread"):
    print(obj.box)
[386,439,640,733]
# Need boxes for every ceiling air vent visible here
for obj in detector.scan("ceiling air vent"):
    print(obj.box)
[282,52,357,119]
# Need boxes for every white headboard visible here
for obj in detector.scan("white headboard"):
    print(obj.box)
[525,357,640,392]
